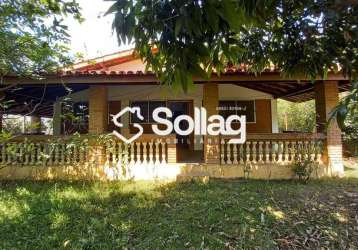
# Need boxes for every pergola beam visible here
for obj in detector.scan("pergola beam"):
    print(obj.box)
[3,72,349,85]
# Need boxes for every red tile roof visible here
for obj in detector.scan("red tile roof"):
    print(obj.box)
[67,49,281,76]
[61,66,280,77]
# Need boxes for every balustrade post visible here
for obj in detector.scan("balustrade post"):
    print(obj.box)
[88,139,106,168]
[246,142,251,163]
[36,143,42,165]
[135,142,141,164]
[278,141,283,162]
[60,144,66,165]
[155,141,160,165]
[42,143,48,166]
[291,141,297,161]
[73,144,79,164]
[105,142,111,166]
[130,143,135,165]
[118,142,123,167]
[149,141,154,164]
[252,141,257,163]
[123,143,128,166]
[167,141,176,164]
[220,140,225,164]
[285,141,290,162]
[54,144,59,165]
[239,144,244,164]
[310,141,316,161]
[226,143,232,164]
[143,142,148,164]
[265,141,270,163]
[297,141,303,161]
[233,144,238,165]
[272,141,277,162]
[258,141,264,163]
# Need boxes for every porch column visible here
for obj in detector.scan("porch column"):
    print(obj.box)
[203,83,220,164]
[88,86,108,168]
[53,101,62,135]
[120,100,130,138]
[194,98,203,151]
[89,86,108,134]
[314,81,344,176]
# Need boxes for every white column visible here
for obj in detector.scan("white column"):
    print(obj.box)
[271,99,279,133]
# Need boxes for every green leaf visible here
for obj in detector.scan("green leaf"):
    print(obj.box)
[191,63,209,80]
[175,18,183,37]
[204,2,219,32]
[336,106,347,130]
[105,2,119,16]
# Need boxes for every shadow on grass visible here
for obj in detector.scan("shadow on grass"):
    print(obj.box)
[0,179,357,249]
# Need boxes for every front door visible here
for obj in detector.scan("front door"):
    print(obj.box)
[167,101,191,162]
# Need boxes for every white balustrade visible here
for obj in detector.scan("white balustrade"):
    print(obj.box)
[220,138,323,165]
[104,139,168,167]
[0,141,88,166]
[0,135,322,168]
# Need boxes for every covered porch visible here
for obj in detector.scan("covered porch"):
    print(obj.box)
[0,69,350,180]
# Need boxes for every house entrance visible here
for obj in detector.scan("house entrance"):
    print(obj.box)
[167,101,198,162]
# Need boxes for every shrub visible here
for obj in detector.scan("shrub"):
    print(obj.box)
[291,159,318,182]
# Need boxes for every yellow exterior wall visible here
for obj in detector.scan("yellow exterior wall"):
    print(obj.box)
[0,163,331,181]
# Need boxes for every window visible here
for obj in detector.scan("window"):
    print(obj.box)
[218,101,236,119]
[218,100,256,122]
[149,101,166,122]
[130,101,167,123]
[131,101,149,123]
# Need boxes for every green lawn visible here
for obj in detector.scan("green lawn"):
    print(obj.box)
[344,157,358,179]
[1,178,357,249]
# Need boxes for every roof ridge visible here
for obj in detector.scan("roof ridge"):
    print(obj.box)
[76,48,135,63]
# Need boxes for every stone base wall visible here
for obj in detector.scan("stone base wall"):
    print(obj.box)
[0,163,332,181]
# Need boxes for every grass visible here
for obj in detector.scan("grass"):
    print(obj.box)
[344,157,358,178]
[0,178,358,249]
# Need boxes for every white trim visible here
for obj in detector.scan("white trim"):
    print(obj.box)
[129,100,166,124]
[129,100,192,124]
[271,99,279,133]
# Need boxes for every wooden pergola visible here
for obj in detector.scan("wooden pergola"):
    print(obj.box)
[1,70,351,117]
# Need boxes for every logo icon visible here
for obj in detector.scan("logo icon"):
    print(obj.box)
[112,106,246,144]
[112,107,144,144]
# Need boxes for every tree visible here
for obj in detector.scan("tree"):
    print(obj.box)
[108,0,357,125]
[0,0,82,140]
[277,99,316,132]
[335,86,358,156]
[0,0,82,81]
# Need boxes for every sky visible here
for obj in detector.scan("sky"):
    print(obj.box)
[66,0,132,60]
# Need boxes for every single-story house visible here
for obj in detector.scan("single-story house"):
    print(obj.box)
[0,49,351,180]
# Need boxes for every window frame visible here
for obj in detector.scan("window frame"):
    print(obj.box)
[129,100,168,124]
[218,100,256,123]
